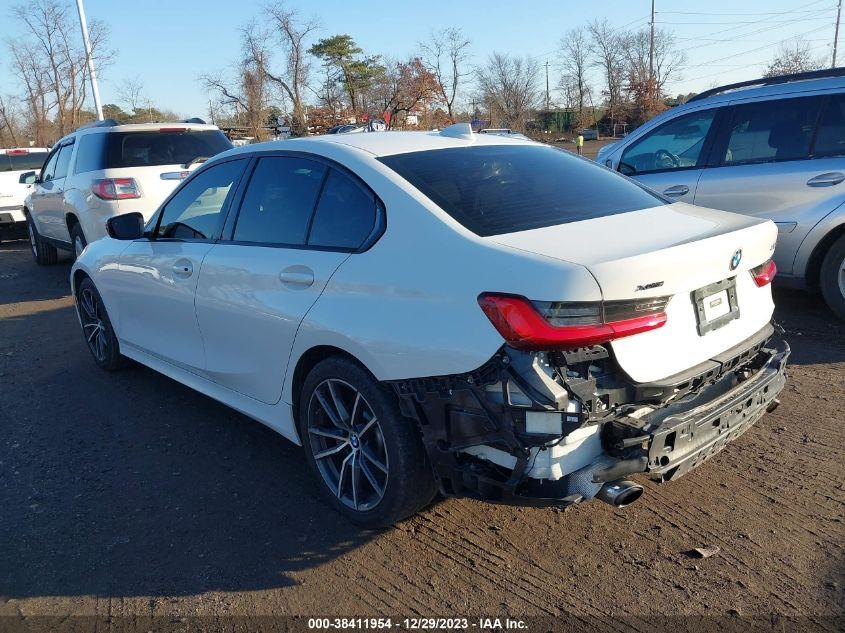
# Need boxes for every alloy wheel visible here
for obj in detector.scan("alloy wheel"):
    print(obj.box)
[839,258,845,299]
[307,378,389,512]
[79,288,108,362]
[28,221,37,257]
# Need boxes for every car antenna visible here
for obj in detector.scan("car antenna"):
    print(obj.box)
[439,122,474,141]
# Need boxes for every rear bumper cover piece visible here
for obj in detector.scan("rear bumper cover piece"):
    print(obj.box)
[390,326,789,508]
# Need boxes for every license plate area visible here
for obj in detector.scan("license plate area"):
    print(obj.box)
[693,277,739,335]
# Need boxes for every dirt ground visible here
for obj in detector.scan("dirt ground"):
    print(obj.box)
[0,239,843,631]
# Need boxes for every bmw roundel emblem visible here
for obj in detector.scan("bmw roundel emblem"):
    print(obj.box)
[730,249,742,270]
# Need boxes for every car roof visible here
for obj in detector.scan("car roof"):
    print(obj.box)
[685,75,845,108]
[219,129,536,160]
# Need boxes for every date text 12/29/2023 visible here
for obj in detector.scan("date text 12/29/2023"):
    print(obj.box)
[307,618,528,630]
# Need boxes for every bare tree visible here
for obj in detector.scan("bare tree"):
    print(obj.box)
[116,76,145,114]
[764,40,823,77]
[11,0,113,136]
[366,58,439,128]
[201,22,271,140]
[0,95,21,147]
[264,3,319,136]
[419,28,471,121]
[6,39,52,145]
[476,53,540,131]
[623,29,685,100]
[588,19,626,127]
[557,26,592,126]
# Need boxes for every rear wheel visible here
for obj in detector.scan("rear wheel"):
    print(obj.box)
[76,278,126,371]
[27,214,58,265]
[820,234,845,321]
[298,356,437,527]
[70,222,87,260]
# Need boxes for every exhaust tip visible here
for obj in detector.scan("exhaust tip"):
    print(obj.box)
[596,480,644,508]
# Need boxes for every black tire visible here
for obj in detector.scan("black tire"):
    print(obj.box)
[70,222,87,261]
[820,234,845,321]
[298,356,437,528]
[26,213,58,265]
[76,277,127,371]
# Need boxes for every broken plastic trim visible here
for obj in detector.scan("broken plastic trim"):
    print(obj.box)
[388,321,788,508]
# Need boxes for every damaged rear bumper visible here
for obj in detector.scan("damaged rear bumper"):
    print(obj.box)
[390,324,790,509]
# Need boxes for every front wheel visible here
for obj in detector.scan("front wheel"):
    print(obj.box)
[70,222,87,261]
[27,214,58,265]
[820,234,845,321]
[76,278,126,371]
[298,357,437,527]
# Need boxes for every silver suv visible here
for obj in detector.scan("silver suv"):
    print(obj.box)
[21,119,231,264]
[597,68,845,319]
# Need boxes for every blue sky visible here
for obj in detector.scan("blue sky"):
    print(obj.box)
[1,0,840,117]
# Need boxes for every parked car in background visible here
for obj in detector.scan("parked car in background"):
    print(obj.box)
[597,68,845,319]
[21,118,232,264]
[580,128,599,141]
[479,128,530,140]
[71,124,787,527]
[0,147,50,242]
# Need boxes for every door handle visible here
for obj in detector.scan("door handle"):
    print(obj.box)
[280,265,314,288]
[662,184,690,197]
[172,259,193,278]
[806,172,845,187]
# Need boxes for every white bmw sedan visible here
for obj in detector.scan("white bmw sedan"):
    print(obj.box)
[71,124,789,527]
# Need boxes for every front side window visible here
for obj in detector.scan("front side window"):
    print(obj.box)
[812,94,845,158]
[40,148,61,182]
[156,159,245,240]
[308,169,377,250]
[722,97,821,165]
[619,109,716,175]
[233,157,326,245]
[52,143,74,180]
[380,145,663,237]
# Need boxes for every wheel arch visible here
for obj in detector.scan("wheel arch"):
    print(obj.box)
[71,268,91,296]
[65,211,81,234]
[805,223,845,289]
[289,345,376,435]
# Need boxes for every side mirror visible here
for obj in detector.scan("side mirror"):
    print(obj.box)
[19,171,37,185]
[106,212,145,240]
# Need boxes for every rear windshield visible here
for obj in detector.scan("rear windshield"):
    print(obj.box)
[0,151,49,172]
[75,129,232,172]
[379,145,664,237]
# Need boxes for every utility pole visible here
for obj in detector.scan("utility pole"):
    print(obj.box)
[545,61,550,111]
[834,0,842,67]
[74,0,103,120]
[649,0,656,80]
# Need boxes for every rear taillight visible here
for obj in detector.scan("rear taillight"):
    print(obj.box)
[91,178,141,200]
[7,149,29,155]
[477,293,669,351]
[750,259,777,287]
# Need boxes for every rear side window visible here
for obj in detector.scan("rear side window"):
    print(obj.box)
[156,159,245,240]
[308,170,377,249]
[380,145,663,237]
[104,130,232,168]
[619,109,716,175]
[812,94,845,157]
[722,97,822,165]
[234,157,326,245]
[6,151,48,171]
[75,133,108,173]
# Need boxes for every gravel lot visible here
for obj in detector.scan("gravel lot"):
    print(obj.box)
[0,239,843,630]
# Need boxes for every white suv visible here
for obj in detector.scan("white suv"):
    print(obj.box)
[21,119,232,263]
[71,125,789,526]
[0,148,49,242]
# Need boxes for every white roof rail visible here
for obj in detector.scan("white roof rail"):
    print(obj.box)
[439,122,474,140]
